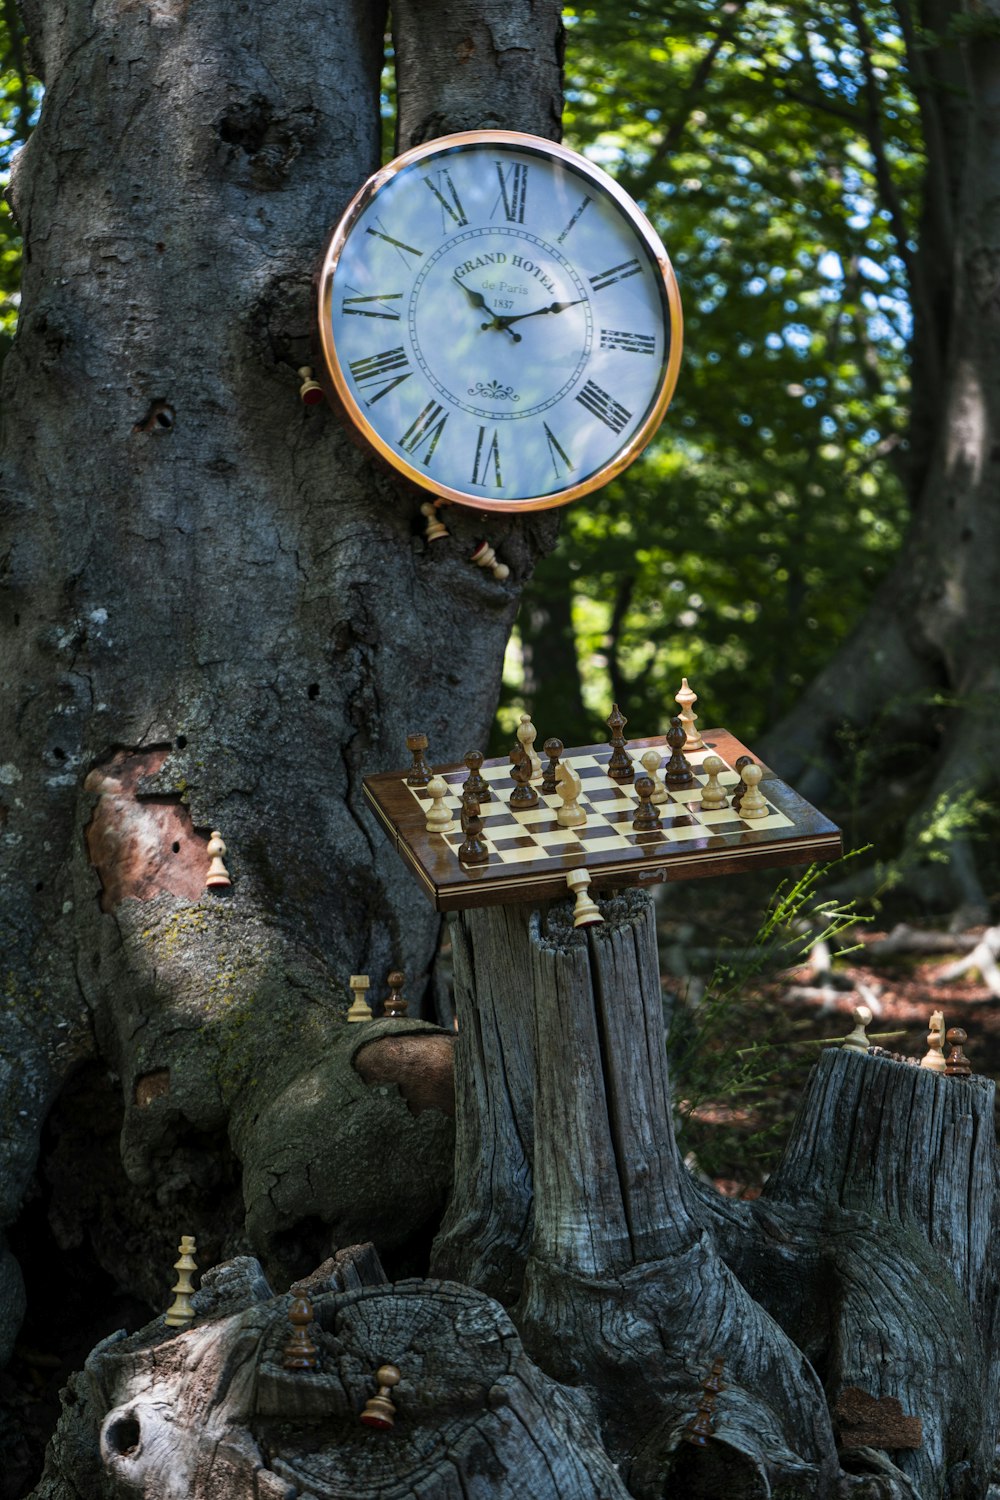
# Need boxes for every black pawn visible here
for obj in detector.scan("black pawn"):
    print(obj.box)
[405,732,432,788]
[463,749,491,803]
[731,754,753,810]
[458,800,489,865]
[541,737,564,796]
[509,744,540,808]
[633,773,661,832]
[664,717,694,789]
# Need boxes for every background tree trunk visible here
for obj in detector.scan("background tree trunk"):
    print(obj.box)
[762,5,1000,918]
[0,0,563,1377]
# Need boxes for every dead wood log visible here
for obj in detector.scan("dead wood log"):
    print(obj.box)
[31,1246,630,1500]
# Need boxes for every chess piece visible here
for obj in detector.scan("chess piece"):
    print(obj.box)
[360,1363,402,1429]
[405,733,432,787]
[684,1356,724,1446]
[731,755,753,810]
[297,366,323,406]
[944,1027,972,1077]
[425,775,455,833]
[664,717,694,788]
[699,755,728,810]
[640,747,668,803]
[463,749,491,803]
[347,974,373,1023]
[517,713,543,778]
[205,831,232,889]
[469,539,510,581]
[283,1294,320,1371]
[920,1009,947,1072]
[420,500,449,541]
[632,773,662,832]
[841,1005,873,1053]
[675,677,705,750]
[458,801,489,864]
[567,869,603,927]
[509,744,540,808]
[542,738,564,795]
[606,703,634,782]
[737,762,768,818]
[383,970,408,1018]
[556,761,586,827]
[164,1235,198,1327]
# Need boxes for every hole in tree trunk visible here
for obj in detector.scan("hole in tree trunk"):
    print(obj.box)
[106,1416,141,1456]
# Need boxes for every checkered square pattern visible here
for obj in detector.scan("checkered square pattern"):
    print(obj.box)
[402,745,793,872]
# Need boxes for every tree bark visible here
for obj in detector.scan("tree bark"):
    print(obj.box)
[0,0,563,1363]
[33,891,1000,1497]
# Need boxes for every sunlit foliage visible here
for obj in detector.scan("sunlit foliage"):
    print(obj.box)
[499,1,918,750]
[0,0,38,360]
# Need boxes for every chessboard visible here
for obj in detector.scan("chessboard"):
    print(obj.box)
[362,729,843,913]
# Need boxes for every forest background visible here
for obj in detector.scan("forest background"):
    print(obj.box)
[4,1,1000,1151]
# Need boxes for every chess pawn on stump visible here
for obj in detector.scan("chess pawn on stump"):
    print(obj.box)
[920,1010,947,1072]
[297,366,324,406]
[469,540,509,581]
[420,501,449,541]
[283,1294,320,1371]
[944,1027,972,1077]
[360,1364,402,1429]
[383,970,408,1018]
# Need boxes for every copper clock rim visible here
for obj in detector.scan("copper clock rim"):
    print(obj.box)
[317,128,684,513]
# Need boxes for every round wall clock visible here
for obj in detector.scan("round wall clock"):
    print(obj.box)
[316,130,683,513]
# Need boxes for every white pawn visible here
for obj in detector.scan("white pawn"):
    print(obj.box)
[346,974,373,1023]
[566,869,603,928]
[517,713,543,779]
[555,762,586,827]
[675,677,705,750]
[738,762,768,818]
[205,831,232,889]
[425,775,455,833]
[640,748,668,804]
[699,755,728,810]
[841,1005,873,1053]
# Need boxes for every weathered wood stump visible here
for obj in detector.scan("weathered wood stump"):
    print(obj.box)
[30,891,1000,1498]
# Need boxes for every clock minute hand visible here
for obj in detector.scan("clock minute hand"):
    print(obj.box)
[454,278,524,342]
[492,297,587,330]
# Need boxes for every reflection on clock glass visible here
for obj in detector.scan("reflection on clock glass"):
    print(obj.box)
[323,136,679,507]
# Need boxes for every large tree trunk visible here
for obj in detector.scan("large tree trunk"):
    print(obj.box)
[761,6,1000,918]
[0,0,563,1371]
[31,893,1000,1498]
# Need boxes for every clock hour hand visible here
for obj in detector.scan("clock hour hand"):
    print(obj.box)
[492,297,587,331]
[454,277,523,342]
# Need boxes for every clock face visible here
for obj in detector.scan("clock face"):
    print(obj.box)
[317,131,683,512]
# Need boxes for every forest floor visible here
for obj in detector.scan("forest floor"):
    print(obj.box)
[657,867,1000,1196]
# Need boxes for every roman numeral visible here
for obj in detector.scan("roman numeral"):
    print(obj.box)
[600,328,656,355]
[365,218,423,265]
[589,258,642,292]
[575,379,632,435]
[423,169,468,229]
[492,161,528,224]
[341,288,403,320]
[400,401,448,464]
[542,422,575,479]
[471,426,503,487]
[557,194,592,244]
[348,346,413,405]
